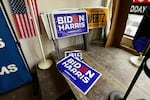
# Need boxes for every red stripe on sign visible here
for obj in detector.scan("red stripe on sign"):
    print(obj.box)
[78,66,88,73]
[133,0,149,3]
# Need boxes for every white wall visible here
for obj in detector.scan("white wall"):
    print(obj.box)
[3,0,103,68]
[37,0,102,11]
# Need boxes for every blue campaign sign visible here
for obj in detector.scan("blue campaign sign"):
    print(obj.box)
[57,56,102,94]
[65,50,83,61]
[52,11,89,39]
[0,7,32,93]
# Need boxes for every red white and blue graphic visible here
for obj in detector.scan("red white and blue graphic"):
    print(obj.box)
[52,11,89,39]
[65,50,83,61]
[57,56,102,94]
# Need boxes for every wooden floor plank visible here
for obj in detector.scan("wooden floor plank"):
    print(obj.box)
[60,44,150,100]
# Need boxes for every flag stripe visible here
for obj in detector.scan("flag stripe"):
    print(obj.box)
[26,0,36,37]
[31,17,36,36]
[20,14,28,38]
[24,14,31,37]
[16,14,26,38]
[32,0,38,17]
[34,0,42,34]
[26,0,37,36]
[22,15,29,37]
[13,15,23,38]
[16,14,25,38]
[31,0,41,33]
[26,14,34,37]
[28,15,36,37]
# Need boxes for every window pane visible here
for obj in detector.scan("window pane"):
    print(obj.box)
[124,14,143,37]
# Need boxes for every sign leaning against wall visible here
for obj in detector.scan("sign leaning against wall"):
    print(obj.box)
[0,2,32,94]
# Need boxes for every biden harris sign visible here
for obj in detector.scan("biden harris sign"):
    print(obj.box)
[57,56,102,94]
[51,10,89,39]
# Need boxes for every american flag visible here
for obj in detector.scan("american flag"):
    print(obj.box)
[10,0,40,39]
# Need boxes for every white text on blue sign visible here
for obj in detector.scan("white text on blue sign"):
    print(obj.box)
[0,64,18,76]
[65,50,83,61]
[0,38,5,49]
[57,15,85,31]
[62,57,94,83]
[57,56,101,94]
[53,12,88,39]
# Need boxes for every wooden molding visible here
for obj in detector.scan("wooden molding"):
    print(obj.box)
[105,0,133,47]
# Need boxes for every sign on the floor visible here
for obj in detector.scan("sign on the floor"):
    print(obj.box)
[57,56,102,95]
[65,50,83,61]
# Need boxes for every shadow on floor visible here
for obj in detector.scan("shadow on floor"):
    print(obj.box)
[0,82,42,100]
[56,90,76,100]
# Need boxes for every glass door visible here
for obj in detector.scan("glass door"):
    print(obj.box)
[121,0,150,53]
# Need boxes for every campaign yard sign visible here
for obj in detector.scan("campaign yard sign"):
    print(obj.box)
[65,50,83,61]
[51,10,89,39]
[84,7,108,29]
[57,56,102,95]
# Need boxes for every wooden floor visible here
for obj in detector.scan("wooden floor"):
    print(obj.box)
[61,43,150,100]
[0,82,42,100]
[1,44,150,100]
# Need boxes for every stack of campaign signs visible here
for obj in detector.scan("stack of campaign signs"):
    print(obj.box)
[41,8,89,40]
[41,8,89,58]
[57,50,102,95]
[41,7,109,39]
